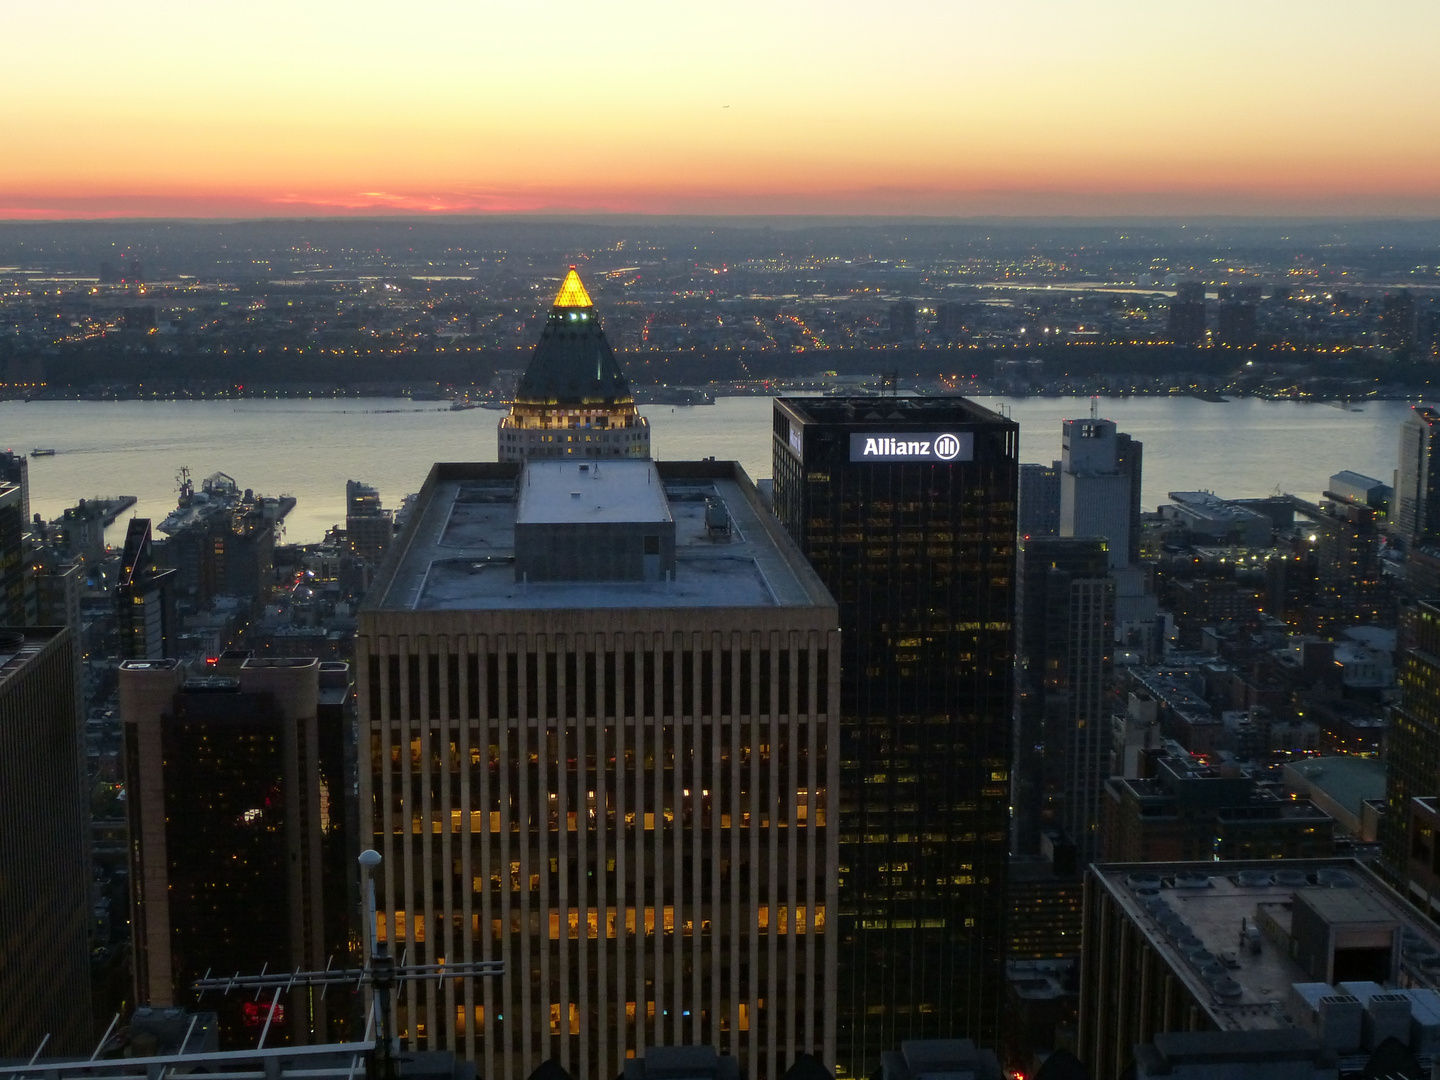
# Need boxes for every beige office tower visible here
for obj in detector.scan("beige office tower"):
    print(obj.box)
[357,458,839,1080]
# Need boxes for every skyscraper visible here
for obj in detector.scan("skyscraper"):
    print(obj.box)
[1396,405,1440,545]
[116,518,176,660]
[1215,300,1257,346]
[497,268,651,462]
[1012,537,1113,861]
[345,479,393,564]
[0,626,92,1057]
[0,482,30,625]
[771,396,1018,1075]
[1382,599,1440,884]
[120,655,355,1044]
[356,458,839,1080]
[0,449,29,524]
[888,301,918,341]
[1018,462,1061,539]
[1166,283,1206,345]
[1383,290,1419,350]
[1058,414,1141,571]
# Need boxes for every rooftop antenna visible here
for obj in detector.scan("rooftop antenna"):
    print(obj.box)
[1091,395,1099,421]
[192,850,503,1080]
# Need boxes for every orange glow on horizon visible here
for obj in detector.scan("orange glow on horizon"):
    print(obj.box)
[3,0,1439,219]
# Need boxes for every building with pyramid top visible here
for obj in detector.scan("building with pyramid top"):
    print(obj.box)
[497,266,651,461]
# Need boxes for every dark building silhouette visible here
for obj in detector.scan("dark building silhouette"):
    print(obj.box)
[0,483,28,625]
[1383,290,1419,350]
[772,396,1018,1075]
[934,303,971,343]
[1215,301,1257,346]
[1133,1030,1337,1080]
[889,301,918,341]
[1296,499,1388,626]
[1006,835,1083,962]
[1013,537,1112,861]
[0,450,29,523]
[344,480,392,565]
[1100,750,1334,862]
[0,626,93,1057]
[876,1040,1002,1080]
[120,656,356,1045]
[1383,600,1440,885]
[1167,283,1206,345]
[624,1047,745,1080]
[117,519,176,660]
[122,305,158,331]
[1018,462,1061,539]
[1396,406,1440,545]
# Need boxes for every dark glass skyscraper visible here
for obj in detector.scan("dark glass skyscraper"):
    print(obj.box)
[1383,600,1440,883]
[0,626,92,1058]
[1397,406,1440,545]
[121,655,356,1045]
[116,518,176,660]
[771,396,1018,1075]
[1012,537,1112,862]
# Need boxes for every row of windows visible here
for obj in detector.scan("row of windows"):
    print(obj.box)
[393,807,826,834]
[369,650,830,722]
[445,1000,761,1038]
[377,904,826,943]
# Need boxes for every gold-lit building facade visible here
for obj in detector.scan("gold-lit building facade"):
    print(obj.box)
[498,268,650,462]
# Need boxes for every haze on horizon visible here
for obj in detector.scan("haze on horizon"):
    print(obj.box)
[4,0,1439,221]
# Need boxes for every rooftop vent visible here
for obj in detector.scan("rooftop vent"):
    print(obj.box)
[1209,974,1244,1001]
[1317,868,1357,888]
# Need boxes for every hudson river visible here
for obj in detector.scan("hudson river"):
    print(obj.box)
[0,396,1417,545]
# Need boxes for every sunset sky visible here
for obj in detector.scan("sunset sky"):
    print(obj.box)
[3,0,1439,219]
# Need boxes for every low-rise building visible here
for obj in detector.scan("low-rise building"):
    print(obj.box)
[1101,750,1335,862]
[1164,492,1275,547]
[1077,858,1440,1080]
[1283,757,1387,842]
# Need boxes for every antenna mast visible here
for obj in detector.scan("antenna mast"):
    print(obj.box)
[191,852,503,1080]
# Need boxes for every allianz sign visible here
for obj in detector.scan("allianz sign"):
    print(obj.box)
[849,431,973,463]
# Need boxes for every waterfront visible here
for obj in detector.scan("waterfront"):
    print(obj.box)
[0,395,1418,545]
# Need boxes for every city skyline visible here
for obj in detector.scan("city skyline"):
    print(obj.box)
[4,0,1440,220]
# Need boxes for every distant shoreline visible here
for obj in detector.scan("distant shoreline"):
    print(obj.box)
[0,386,1420,405]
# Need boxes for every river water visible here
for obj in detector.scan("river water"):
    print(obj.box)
[0,396,1418,545]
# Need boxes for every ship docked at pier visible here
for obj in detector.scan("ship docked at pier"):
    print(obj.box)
[158,467,296,538]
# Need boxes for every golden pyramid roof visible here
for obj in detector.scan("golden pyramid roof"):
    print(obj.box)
[553,266,593,308]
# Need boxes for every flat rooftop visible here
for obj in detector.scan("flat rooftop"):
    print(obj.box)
[1093,859,1440,1032]
[365,461,833,613]
[777,393,1013,427]
[1283,756,1387,820]
[1168,491,1272,522]
[0,626,64,691]
[516,460,671,525]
